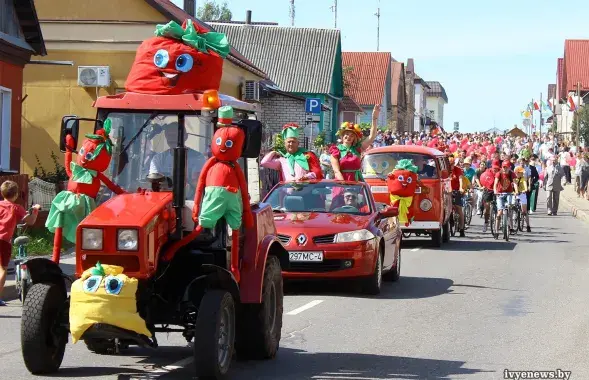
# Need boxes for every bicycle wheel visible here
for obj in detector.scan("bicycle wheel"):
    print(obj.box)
[464,202,473,227]
[490,205,498,239]
[510,206,519,235]
[503,209,509,241]
[450,212,456,237]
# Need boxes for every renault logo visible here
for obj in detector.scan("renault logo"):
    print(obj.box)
[296,234,307,245]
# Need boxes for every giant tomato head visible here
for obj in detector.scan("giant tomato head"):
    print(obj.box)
[387,169,418,198]
[76,129,112,172]
[125,37,223,95]
[212,126,244,162]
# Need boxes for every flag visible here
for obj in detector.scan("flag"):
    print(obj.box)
[541,100,553,116]
[568,95,577,111]
[548,98,555,109]
[533,101,540,110]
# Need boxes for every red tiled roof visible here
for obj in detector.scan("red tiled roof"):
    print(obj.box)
[145,0,268,79]
[390,61,406,107]
[557,58,564,100]
[342,52,390,106]
[563,40,589,95]
[340,96,363,113]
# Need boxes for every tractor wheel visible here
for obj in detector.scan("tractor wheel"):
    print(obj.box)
[236,256,283,360]
[193,290,235,380]
[21,283,68,374]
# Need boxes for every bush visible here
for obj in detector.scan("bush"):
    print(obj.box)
[33,152,68,184]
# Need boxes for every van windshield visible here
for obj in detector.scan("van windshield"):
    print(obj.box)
[361,153,438,180]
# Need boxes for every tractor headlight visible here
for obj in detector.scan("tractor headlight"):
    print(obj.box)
[118,229,138,251]
[82,228,103,250]
[334,229,375,243]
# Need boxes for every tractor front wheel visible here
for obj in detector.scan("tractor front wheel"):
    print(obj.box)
[236,256,283,360]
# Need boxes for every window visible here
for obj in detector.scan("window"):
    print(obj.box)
[0,87,12,171]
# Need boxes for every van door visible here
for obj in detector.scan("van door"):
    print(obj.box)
[438,156,452,223]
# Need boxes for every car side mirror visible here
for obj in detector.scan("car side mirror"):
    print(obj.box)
[379,205,399,218]
[60,115,79,153]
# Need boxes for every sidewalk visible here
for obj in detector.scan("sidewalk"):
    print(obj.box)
[3,248,76,302]
[557,184,589,224]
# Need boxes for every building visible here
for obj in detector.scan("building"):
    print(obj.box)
[0,0,46,175]
[390,61,407,133]
[210,20,344,143]
[342,52,391,128]
[425,81,448,128]
[413,74,430,132]
[404,58,416,133]
[338,96,364,125]
[20,0,267,175]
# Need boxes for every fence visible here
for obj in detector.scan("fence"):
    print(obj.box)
[0,174,29,207]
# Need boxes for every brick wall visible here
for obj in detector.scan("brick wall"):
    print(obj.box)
[260,92,307,138]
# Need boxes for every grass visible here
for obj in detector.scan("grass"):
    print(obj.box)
[11,228,75,258]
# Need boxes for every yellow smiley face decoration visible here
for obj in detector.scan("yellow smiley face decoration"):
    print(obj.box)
[365,155,396,175]
[69,262,152,344]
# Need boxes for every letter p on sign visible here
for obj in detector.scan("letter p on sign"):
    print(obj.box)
[305,98,322,114]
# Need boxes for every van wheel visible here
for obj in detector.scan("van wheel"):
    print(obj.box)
[442,220,451,242]
[431,229,442,247]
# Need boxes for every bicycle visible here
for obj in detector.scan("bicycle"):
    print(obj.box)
[494,193,515,241]
[13,219,32,303]
[511,196,522,234]
[489,195,498,239]
[462,191,474,228]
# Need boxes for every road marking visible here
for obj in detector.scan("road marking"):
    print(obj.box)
[411,247,421,252]
[130,356,194,378]
[286,300,324,315]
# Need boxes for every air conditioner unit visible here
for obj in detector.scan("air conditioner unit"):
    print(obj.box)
[243,80,260,101]
[78,66,111,88]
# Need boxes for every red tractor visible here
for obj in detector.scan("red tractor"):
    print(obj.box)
[20,90,287,379]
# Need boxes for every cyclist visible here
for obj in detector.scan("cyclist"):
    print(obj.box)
[493,160,517,233]
[514,166,531,232]
[474,161,487,216]
[449,157,466,237]
[479,160,501,232]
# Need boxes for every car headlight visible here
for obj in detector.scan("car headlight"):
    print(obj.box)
[420,199,433,211]
[118,229,138,251]
[82,228,103,250]
[334,229,375,243]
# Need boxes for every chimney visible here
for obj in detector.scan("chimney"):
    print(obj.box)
[184,0,196,17]
[245,10,252,24]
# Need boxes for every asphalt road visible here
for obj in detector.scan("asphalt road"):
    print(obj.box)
[1,194,588,380]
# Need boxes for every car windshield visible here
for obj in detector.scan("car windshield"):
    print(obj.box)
[101,112,221,200]
[362,152,438,180]
[265,182,372,215]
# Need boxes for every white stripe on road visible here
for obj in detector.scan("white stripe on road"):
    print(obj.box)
[411,247,421,252]
[130,356,194,379]
[286,300,324,315]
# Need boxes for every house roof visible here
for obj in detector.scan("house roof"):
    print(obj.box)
[340,95,364,113]
[557,57,564,100]
[12,0,46,55]
[414,74,430,88]
[563,40,589,94]
[391,61,406,107]
[145,0,268,79]
[548,84,556,100]
[425,81,448,103]
[208,23,341,94]
[342,52,390,106]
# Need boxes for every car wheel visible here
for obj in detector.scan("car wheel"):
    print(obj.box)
[362,252,382,295]
[431,228,442,247]
[442,220,451,243]
[383,241,401,282]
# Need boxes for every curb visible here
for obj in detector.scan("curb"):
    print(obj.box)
[3,253,76,302]
[560,194,589,224]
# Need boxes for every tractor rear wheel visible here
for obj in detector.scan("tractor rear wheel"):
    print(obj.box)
[193,290,235,380]
[236,256,283,360]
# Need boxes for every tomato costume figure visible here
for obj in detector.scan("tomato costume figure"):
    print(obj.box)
[386,159,419,226]
[125,20,230,95]
[46,119,125,263]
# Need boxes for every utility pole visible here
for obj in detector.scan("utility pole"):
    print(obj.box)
[375,0,380,51]
[539,92,543,137]
[330,0,337,28]
[289,0,295,26]
[577,81,581,147]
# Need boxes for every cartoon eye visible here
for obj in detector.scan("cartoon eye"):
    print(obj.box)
[154,49,169,68]
[79,147,85,155]
[215,137,222,145]
[370,162,378,169]
[382,161,390,169]
[83,275,102,293]
[397,175,405,182]
[175,54,194,72]
[85,152,93,160]
[104,275,123,295]
[407,177,413,184]
[225,140,234,148]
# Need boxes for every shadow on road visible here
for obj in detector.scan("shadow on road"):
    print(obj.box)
[226,347,495,380]
[440,240,517,251]
[285,276,455,299]
[43,366,145,378]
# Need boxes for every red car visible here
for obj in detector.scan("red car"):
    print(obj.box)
[263,180,402,295]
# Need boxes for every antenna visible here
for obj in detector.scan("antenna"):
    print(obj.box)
[289,0,295,26]
[375,0,380,51]
[330,0,338,28]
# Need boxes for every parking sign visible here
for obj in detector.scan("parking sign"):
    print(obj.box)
[305,98,321,114]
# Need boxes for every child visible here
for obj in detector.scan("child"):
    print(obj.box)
[0,181,41,306]
[514,167,531,232]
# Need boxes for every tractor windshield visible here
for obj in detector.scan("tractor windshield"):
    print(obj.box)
[103,112,213,200]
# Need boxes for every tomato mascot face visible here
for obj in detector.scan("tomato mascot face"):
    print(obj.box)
[387,169,418,198]
[77,129,112,172]
[212,126,244,162]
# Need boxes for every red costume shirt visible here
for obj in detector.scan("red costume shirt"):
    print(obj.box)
[495,171,516,193]
[450,166,463,191]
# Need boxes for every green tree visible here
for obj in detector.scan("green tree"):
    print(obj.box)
[571,106,589,147]
[343,65,355,91]
[197,0,232,21]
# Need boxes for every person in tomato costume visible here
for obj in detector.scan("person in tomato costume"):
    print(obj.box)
[260,123,323,181]
[386,159,419,226]
[125,19,229,94]
[46,119,125,263]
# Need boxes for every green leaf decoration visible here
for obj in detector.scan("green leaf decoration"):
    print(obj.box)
[154,20,230,59]
[90,261,106,277]
[395,159,418,173]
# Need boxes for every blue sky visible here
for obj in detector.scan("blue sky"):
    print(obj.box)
[172,0,589,132]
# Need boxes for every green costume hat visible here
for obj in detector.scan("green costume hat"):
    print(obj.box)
[281,123,301,140]
[395,159,418,173]
[217,106,233,126]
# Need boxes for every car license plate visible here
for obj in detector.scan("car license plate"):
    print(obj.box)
[371,186,388,193]
[289,251,324,262]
